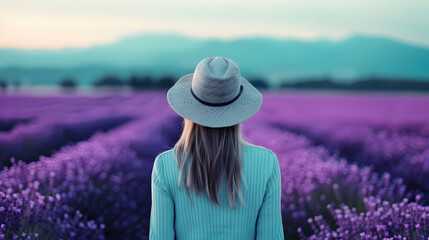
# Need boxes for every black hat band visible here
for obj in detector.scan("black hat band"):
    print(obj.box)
[190,85,243,107]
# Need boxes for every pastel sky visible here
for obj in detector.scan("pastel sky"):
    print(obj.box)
[1,0,428,49]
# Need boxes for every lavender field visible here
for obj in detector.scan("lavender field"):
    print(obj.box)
[0,91,428,240]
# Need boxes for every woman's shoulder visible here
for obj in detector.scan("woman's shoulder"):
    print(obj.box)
[153,149,177,175]
[156,149,174,159]
[244,144,276,158]
[154,149,176,166]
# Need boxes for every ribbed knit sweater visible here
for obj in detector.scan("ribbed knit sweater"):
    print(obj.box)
[149,144,284,240]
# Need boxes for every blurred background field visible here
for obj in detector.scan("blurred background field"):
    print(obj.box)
[1,0,429,239]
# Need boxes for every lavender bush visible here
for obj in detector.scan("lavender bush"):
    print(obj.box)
[0,93,162,166]
[1,93,178,239]
[0,179,104,240]
[268,116,429,196]
[0,116,134,166]
[303,196,429,239]
[242,120,409,238]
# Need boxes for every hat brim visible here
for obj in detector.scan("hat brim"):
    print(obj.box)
[167,73,262,128]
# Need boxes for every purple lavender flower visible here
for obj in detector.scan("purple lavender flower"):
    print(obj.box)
[306,196,429,239]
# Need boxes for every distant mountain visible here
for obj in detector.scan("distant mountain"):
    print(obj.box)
[0,33,429,86]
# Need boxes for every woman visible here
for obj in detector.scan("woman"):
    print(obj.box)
[149,57,284,239]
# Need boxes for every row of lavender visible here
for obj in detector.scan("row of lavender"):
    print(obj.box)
[263,93,429,195]
[260,94,429,200]
[0,93,181,239]
[244,109,428,239]
[1,92,429,239]
[269,119,429,196]
[0,94,160,166]
[254,93,429,239]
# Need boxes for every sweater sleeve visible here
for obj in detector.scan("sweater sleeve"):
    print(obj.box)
[255,151,285,240]
[149,154,175,240]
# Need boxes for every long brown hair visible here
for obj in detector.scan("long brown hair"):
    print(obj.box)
[173,118,252,210]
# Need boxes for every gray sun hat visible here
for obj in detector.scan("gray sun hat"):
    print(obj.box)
[167,56,262,128]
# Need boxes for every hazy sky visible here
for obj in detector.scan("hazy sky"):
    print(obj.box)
[1,0,428,49]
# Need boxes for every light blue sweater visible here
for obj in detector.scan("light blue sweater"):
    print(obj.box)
[149,144,284,240]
